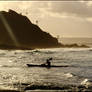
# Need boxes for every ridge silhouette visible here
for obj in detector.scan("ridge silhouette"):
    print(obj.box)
[0,9,61,49]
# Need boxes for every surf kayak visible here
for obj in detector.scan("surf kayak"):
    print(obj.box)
[27,64,69,68]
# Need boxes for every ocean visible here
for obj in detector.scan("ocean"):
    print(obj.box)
[0,47,92,91]
[60,37,92,47]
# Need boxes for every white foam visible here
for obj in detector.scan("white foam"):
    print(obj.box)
[9,60,12,62]
[64,73,75,78]
[81,79,92,87]
[0,65,3,67]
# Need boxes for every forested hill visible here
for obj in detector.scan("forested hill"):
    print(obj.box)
[0,9,61,49]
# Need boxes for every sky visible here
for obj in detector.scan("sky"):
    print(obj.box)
[0,1,92,38]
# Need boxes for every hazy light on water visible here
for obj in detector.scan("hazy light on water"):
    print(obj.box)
[0,12,20,47]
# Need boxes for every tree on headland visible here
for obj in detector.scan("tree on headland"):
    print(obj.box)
[36,20,38,25]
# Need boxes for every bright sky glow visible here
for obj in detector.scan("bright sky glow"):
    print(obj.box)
[0,1,92,38]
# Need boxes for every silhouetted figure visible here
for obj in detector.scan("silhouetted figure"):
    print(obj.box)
[46,58,53,67]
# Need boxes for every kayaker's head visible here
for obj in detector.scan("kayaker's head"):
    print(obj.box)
[49,57,53,61]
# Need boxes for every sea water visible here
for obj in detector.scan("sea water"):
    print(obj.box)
[0,48,92,91]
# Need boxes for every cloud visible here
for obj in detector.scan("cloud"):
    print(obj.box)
[1,1,92,19]
[43,1,92,19]
[0,1,92,37]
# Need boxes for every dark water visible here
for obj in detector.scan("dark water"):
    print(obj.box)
[0,48,92,91]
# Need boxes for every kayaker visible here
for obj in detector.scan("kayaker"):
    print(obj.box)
[46,58,52,67]
[41,58,53,67]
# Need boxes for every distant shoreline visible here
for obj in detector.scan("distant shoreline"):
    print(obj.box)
[60,37,92,47]
[0,43,89,50]
[61,43,89,48]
